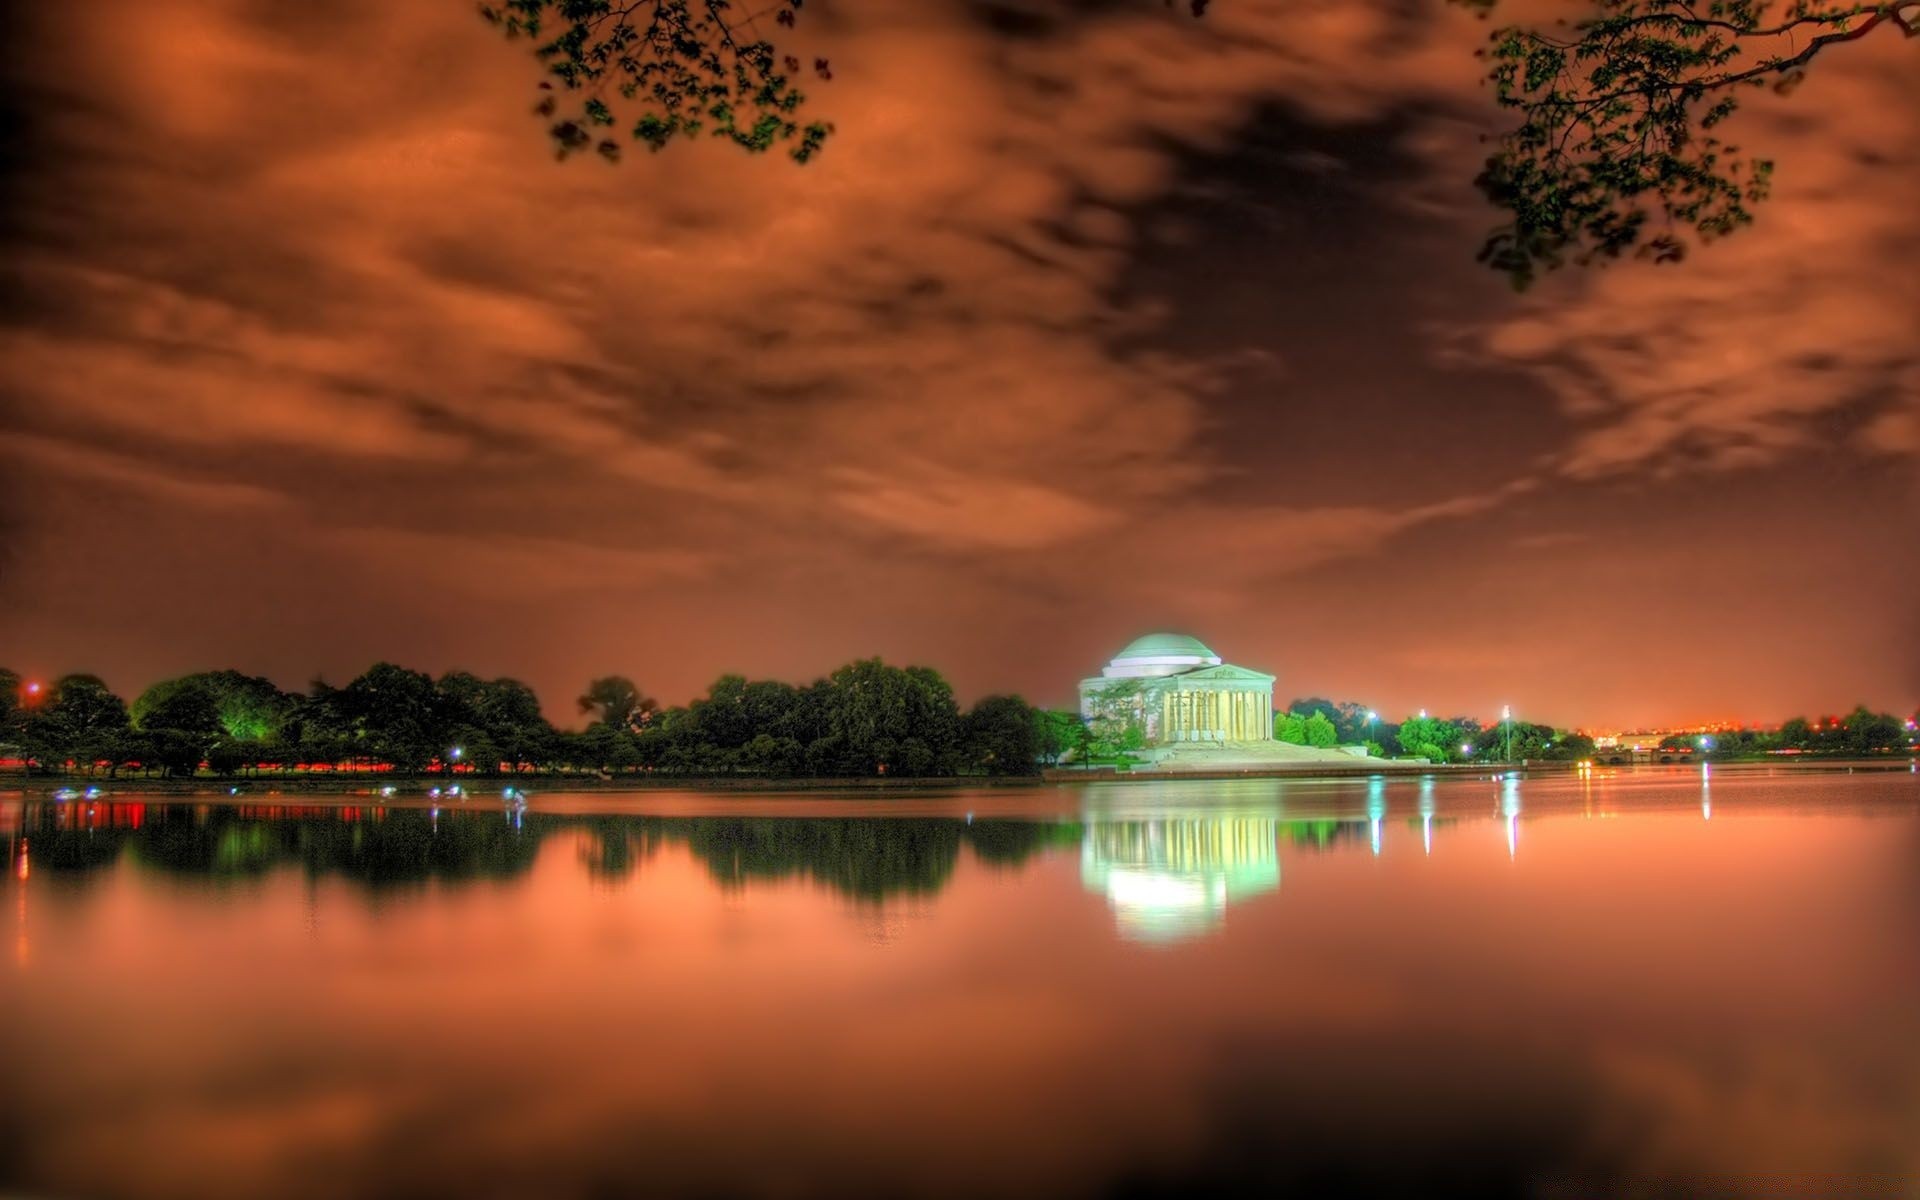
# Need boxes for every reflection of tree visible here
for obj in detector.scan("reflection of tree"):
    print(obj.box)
[286,811,542,886]
[665,818,964,902]
[14,805,1082,903]
[1284,820,1373,852]
[964,820,1082,866]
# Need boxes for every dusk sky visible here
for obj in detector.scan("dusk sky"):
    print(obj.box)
[2,0,1914,729]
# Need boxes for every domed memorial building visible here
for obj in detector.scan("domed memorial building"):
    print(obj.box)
[1079,634,1276,744]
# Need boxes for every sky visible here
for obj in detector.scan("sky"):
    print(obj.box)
[1,0,1915,730]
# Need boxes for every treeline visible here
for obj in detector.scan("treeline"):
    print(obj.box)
[0,662,1078,780]
[1280,697,1916,763]
[1268,698,1598,763]
[1658,707,1915,759]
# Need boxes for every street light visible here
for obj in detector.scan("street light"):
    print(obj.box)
[1365,710,1378,752]
[1502,704,1512,763]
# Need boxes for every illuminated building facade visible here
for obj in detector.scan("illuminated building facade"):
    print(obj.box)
[1078,633,1275,744]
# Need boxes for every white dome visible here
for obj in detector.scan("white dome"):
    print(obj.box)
[1102,632,1222,678]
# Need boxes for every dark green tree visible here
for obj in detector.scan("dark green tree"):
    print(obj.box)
[132,677,226,777]
[340,663,448,773]
[961,694,1043,777]
[0,668,27,755]
[439,672,556,771]
[1840,705,1904,754]
[578,675,656,733]
[24,674,130,775]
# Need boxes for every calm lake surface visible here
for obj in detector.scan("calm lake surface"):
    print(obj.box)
[4,766,1917,1199]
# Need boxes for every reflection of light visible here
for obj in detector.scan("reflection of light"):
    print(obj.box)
[1701,761,1711,820]
[1105,869,1212,912]
[1081,816,1281,943]
[1368,778,1385,858]
[1501,775,1521,860]
[1419,779,1435,857]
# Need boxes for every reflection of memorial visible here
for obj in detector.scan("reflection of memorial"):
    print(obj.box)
[1080,816,1281,942]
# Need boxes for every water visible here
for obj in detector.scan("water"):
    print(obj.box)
[4,766,1917,1199]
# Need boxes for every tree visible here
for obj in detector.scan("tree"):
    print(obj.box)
[1274,712,1308,745]
[282,682,355,770]
[737,732,804,776]
[1036,709,1082,766]
[0,669,27,754]
[487,0,1916,284]
[961,695,1043,777]
[578,676,657,733]
[1288,697,1374,744]
[481,0,833,163]
[440,672,556,771]
[132,677,225,777]
[1840,705,1903,754]
[1476,1,1920,286]
[1301,710,1339,748]
[1395,713,1465,763]
[25,674,130,775]
[813,659,962,776]
[340,663,447,773]
[1084,680,1148,761]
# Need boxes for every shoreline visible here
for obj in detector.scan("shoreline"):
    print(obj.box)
[2,756,1911,800]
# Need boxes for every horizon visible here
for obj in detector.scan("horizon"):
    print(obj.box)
[8,644,1912,736]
